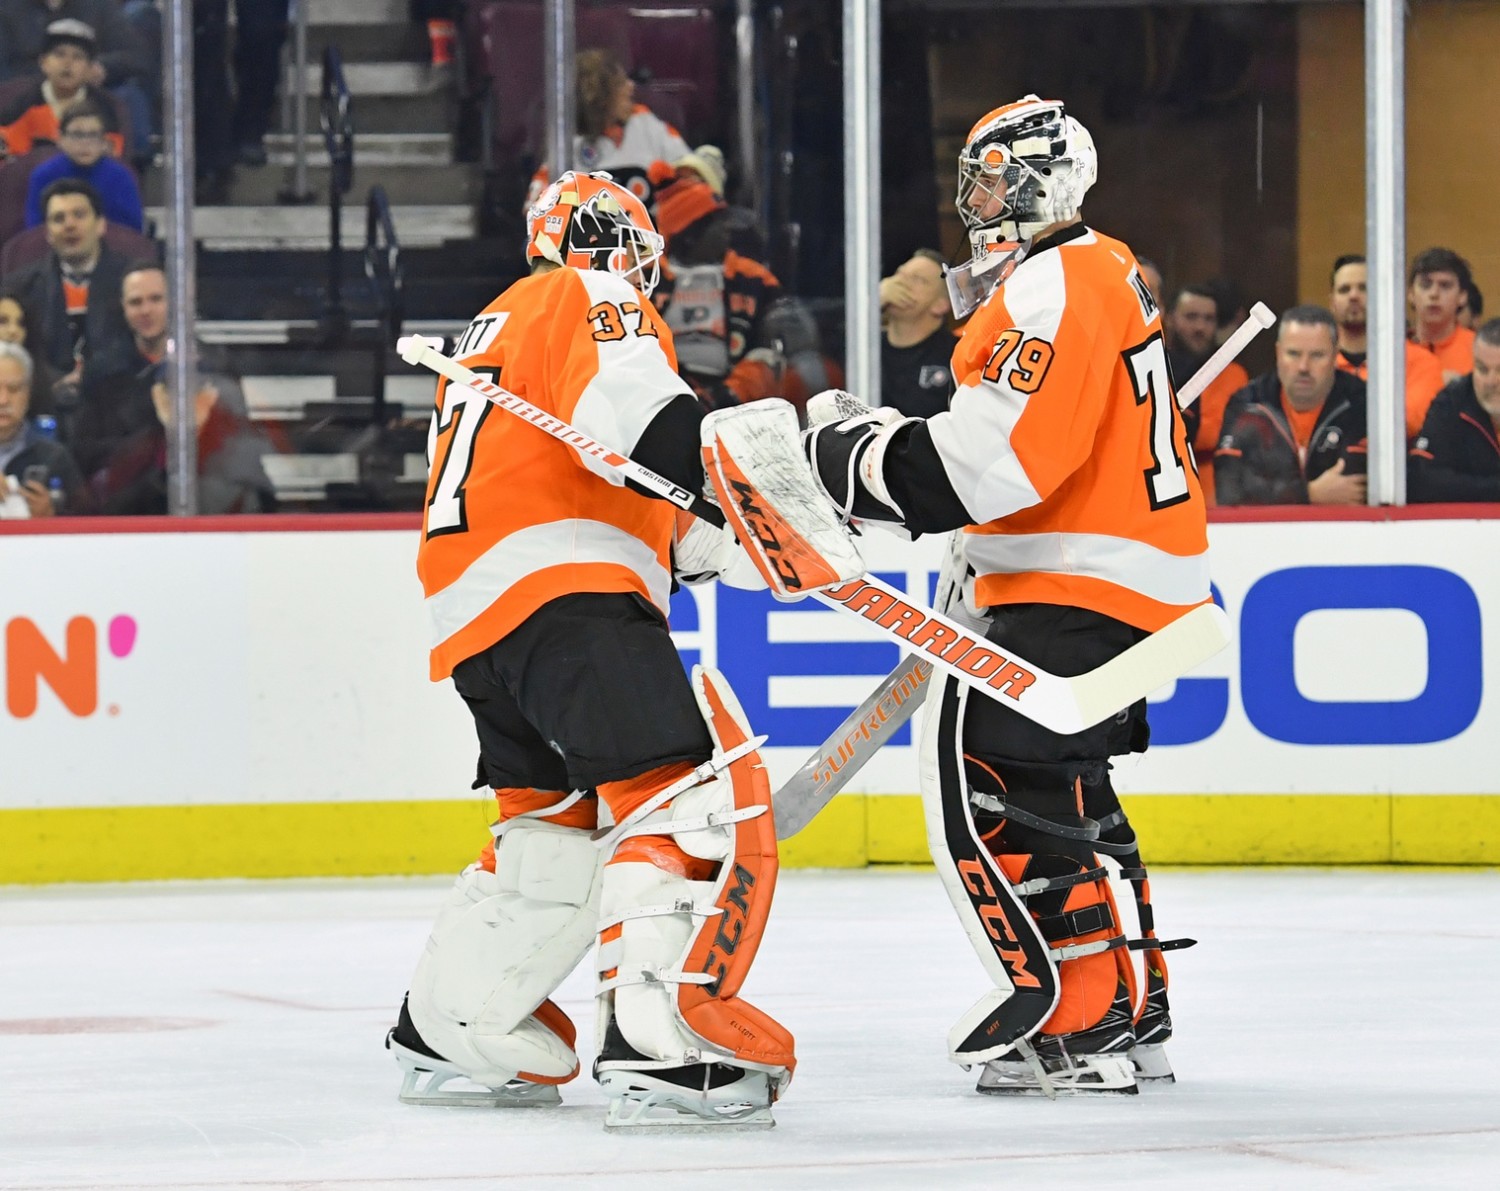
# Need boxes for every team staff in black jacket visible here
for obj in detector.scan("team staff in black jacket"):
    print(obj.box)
[1215,305,1369,506]
[1410,318,1500,503]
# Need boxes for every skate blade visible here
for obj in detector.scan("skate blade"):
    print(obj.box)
[391,1043,561,1108]
[1130,1042,1176,1084]
[599,1070,775,1131]
[976,1052,1137,1097]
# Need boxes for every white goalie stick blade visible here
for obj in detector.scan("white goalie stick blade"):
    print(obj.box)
[817,576,1231,737]
[772,654,932,839]
[771,600,1231,838]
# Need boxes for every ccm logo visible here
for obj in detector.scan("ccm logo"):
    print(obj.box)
[955,857,1041,989]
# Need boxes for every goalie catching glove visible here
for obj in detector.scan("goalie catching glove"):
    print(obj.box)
[701,398,866,599]
[802,389,921,530]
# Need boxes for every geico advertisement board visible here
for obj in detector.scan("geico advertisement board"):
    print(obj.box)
[3,519,1495,809]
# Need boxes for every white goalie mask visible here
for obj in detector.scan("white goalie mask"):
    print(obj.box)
[946,96,1098,318]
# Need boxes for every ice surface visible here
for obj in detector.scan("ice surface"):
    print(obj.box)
[2,868,1498,1190]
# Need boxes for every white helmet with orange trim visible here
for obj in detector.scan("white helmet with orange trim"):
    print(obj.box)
[525,170,666,297]
[947,96,1097,318]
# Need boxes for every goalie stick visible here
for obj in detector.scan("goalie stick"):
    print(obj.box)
[771,301,1276,838]
[396,336,1229,737]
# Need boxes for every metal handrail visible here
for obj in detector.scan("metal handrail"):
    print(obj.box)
[365,185,404,424]
[319,44,355,338]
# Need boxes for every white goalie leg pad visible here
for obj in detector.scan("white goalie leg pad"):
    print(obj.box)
[702,398,866,599]
[407,821,601,1088]
[594,666,795,1127]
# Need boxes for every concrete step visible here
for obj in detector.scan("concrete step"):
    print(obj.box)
[306,0,407,25]
[275,91,451,134]
[146,162,480,206]
[262,452,361,501]
[156,204,474,250]
[302,22,428,62]
[198,317,467,346]
[286,61,449,97]
[264,132,454,168]
[242,374,336,419]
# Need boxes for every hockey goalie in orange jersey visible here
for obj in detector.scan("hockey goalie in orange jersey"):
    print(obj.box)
[805,97,1203,1096]
[387,172,795,1129]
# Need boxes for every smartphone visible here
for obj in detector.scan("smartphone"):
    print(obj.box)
[21,464,48,487]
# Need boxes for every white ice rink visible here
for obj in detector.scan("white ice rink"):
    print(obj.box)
[3,867,1498,1191]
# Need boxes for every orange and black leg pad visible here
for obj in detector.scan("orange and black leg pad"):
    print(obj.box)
[920,673,1158,1070]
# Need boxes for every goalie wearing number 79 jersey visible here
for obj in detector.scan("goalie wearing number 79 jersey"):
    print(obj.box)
[806,96,1208,1096]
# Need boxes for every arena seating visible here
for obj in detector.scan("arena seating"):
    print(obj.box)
[467,1,722,167]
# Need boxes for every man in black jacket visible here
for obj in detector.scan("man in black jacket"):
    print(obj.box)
[1410,318,1500,503]
[1215,305,1369,506]
[4,178,144,412]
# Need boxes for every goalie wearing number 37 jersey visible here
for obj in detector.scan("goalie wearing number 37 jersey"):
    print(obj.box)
[807,97,1209,1097]
[392,171,797,1130]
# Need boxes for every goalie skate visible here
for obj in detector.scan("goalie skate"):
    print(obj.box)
[974,980,1139,1098]
[1128,961,1177,1083]
[975,1042,1136,1098]
[386,996,562,1108]
[387,1037,561,1108]
[597,1061,776,1131]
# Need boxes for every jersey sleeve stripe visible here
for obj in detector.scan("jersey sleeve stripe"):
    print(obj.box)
[963,530,1211,610]
[426,518,672,646]
[927,390,1043,523]
[921,251,1071,523]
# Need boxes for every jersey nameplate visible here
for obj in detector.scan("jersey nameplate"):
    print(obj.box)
[453,312,509,358]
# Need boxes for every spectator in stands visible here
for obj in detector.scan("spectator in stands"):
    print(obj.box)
[74,262,253,477]
[1205,276,1248,349]
[653,164,834,415]
[1166,282,1249,505]
[1216,305,1368,507]
[528,49,689,210]
[0,2,149,88]
[0,282,60,411]
[4,177,138,413]
[1409,247,1476,383]
[1330,253,1445,439]
[410,0,457,75]
[194,0,290,191]
[24,101,142,230]
[89,363,277,515]
[879,248,955,418]
[1459,281,1484,330]
[0,340,86,517]
[1409,318,1500,504]
[1136,255,1165,314]
[675,144,725,199]
[0,19,125,159]
[0,289,25,345]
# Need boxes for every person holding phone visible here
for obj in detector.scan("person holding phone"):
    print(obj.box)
[0,341,87,518]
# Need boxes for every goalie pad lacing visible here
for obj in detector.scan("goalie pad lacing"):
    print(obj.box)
[973,791,1195,960]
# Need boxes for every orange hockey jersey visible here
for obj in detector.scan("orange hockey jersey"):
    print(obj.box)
[929,226,1211,632]
[418,265,693,680]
